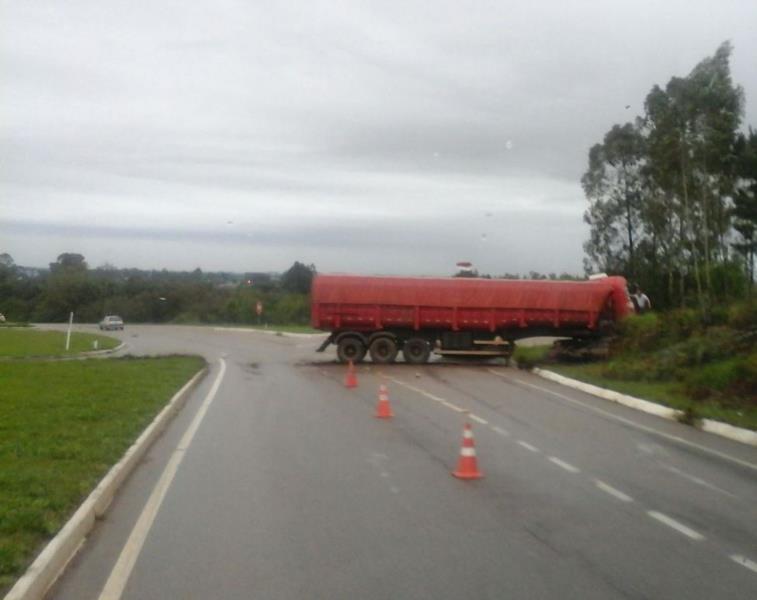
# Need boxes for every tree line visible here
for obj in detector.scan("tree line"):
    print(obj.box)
[583,42,756,314]
[0,253,316,325]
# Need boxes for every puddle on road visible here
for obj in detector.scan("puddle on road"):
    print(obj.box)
[238,361,261,376]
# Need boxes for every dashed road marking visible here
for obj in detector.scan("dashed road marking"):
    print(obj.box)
[594,479,633,502]
[469,414,488,425]
[730,554,757,574]
[647,511,705,541]
[388,377,464,412]
[354,367,743,572]
[517,440,539,452]
[488,369,757,473]
[548,456,581,473]
[441,400,465,413]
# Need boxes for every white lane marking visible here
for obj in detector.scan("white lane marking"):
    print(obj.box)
[98,358,227,600]
[489,370,757,473]
[548,456,581,473]
[388,377,465,412]
[638,442,737,499]
[594,479,633,502]
[517,440,540,452]
[441,400,465,413]
[661,464,737,499]
[730,554,757,574]
[647,511,705,541]
[492,426,510,437]
[469,414,488,425]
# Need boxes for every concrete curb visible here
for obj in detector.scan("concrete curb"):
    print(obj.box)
[533,368,757,447]
[3,365,209,600]
[0,343,129,363]
[79,341,127,357]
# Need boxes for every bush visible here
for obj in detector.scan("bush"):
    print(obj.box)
[172,312,201,324]
[684,352,757,404]
[617,313,660,353]
[513,345,551,369]
[684,358,742,400]
[673,328,735,366]
[660,308,702,342]
[730,353,757,404]
[268,294,310,324]
[728,302,757,330]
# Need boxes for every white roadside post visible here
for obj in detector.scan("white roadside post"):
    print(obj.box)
[65,311,74,351]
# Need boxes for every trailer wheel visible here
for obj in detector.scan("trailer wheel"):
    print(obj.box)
[369,337,398,364]
[402,338,430,364]
[336,337,367,364]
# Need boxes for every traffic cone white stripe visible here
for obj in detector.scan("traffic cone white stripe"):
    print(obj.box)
[460,447,476,457]
[375,384,394,418]
[463,429,474,439]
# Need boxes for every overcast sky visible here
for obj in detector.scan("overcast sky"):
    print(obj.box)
[2,1,757,276]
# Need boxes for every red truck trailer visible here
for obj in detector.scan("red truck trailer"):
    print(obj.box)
[312,274,633,363]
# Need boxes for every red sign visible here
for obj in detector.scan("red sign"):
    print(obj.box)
[256,301,263,316]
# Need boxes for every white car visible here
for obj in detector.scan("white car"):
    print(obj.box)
[99,315,124,330]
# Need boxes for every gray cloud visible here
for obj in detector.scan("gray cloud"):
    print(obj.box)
[2,1,757,275]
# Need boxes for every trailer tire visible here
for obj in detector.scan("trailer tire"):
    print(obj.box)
[369,336,398,364]
[336,336,367,364]
[402,338,430,364]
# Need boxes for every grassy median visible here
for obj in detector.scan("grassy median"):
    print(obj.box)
[0,355,205,594]
[0,328,120,358]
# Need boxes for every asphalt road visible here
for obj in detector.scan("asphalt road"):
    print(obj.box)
[41,325,757,599]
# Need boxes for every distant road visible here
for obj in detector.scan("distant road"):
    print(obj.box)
[39,324,757,599]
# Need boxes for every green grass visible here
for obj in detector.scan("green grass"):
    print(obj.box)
[513,344,552,367]
[0,355,205,593]
[546,362,757,431]
[0,329,120,358]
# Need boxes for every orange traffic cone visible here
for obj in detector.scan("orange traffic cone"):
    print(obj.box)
[375,384,394,419]
[344,360,358,388]
[452,422,483,480]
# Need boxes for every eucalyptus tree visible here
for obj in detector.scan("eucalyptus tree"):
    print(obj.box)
[684,42,744,277]
[635,42,743,309]
[582,122,645,278]
[734,129,757,291]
